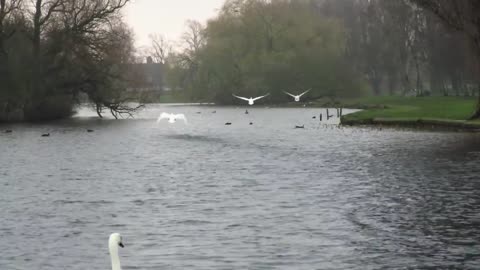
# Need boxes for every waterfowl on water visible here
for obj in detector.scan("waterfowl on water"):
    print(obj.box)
[109,233,125,270]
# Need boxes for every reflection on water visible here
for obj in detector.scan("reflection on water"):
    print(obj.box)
[1,104,480,269]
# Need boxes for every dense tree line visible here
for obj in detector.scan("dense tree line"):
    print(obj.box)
[319,0,479,98]
[0,0,139,122]
[409,0,480,118]
[3,0,479,121]
[162,0,479,108]
[162,0,370,105]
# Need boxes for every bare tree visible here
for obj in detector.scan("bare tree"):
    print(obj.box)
[148,33,171,64]
[0,0,21,56]
[410,1,479,56]
[59,0,129,33]
[0,0,22,119]
[177,19,205,84]
[181,20,205,59]
[57,0,140,119]
[1,0,138,121]
[32,0,62,58]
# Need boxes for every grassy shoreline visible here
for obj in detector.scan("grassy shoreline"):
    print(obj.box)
[334,96,480,131]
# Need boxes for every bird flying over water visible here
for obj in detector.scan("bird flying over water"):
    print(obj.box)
[232,93,269,105]
[284,89,311,102]
[157,113,187,124]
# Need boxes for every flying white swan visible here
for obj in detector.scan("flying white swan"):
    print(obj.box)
[284,89,311,102]
[109,233,124,270]
[157,112,187,124]
[232,93,269,105]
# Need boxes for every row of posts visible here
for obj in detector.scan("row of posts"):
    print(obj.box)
[319,108,343,121]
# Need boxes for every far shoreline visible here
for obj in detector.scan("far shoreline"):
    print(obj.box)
[336,96,480,132]
[341,117,480,132]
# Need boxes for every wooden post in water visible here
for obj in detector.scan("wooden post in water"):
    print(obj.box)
[327,108,333,120]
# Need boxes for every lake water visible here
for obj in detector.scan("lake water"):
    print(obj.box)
[1,104,480,269]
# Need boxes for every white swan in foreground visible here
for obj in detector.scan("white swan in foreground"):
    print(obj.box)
[157,112,187,124]
[109,233,124,270]
[232,93,269,105]
[284,89,311,102]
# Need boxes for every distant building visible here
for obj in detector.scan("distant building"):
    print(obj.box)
[127,56,166,92]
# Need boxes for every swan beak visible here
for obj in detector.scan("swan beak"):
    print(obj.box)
[119,242,124,248]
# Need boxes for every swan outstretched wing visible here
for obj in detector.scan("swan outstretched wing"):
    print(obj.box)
[283,91,296,98]
[174,114,188,124]
[157,112,171,123]
[253,93,270,101]
[232,94,250,101]
[298,88,311,97]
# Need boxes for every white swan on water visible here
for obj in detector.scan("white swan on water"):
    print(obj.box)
[284,88,311,102]
[232,93,269,105]
[157,112,187,124]
[109,233,124,270]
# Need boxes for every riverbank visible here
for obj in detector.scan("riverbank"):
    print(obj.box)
[334,96,480,131]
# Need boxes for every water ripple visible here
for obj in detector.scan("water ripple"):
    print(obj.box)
[1,106,480,269]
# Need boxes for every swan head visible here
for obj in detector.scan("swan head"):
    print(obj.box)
[109,233,124,249]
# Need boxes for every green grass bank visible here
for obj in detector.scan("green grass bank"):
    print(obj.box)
[322,96,480,131]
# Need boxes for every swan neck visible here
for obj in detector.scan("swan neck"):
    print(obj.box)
[109,244,122,270]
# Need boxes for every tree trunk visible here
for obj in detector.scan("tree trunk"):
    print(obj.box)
[415,56,423,91]
[0,1,8,77]
[31,0,43,103]
[469,94,480,120]
[372,78,382,95]
[451,71,460,96]
[33,0,42,59]
[388,73,397,95]
[369,69,382,96]
[0,34,7,80]
[470,39,480,118]
[96,103,103,118]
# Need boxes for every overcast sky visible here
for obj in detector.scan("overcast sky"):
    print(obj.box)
[124,0,225,48]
